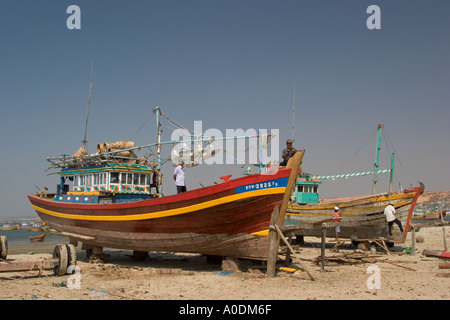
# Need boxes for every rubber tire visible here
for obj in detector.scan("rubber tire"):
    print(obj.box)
[53,244,68,276]
[65,244,77,274]
[0,236,8,260]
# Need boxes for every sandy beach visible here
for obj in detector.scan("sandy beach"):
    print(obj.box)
[0,224,448,301]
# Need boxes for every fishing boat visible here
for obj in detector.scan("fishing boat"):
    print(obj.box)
[285,124,424,244]
[28,107,304,260]
[0,224,20,231]
[412,210,446,221]
[29,233,46,242]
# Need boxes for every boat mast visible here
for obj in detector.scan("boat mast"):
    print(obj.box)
[372,123,383,194]
[291,86,295,141]
[82,60,95,150]
[155,106,162,197]
[389,152,395,192]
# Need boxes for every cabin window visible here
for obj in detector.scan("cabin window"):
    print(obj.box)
[297,186,303,193]
[73,176,79,187]
[120,173,133,185]
[100,173,106,185]
[110,172,119,183]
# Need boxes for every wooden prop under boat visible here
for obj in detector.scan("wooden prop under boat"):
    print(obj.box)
[28,151,305,260]
[285,182,424,243]
[29,233,46,242]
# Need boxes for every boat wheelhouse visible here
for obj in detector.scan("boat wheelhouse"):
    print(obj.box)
[55,163,158,204]
[291,171,322,205]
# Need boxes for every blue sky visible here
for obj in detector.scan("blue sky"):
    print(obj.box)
[0,1,449,218]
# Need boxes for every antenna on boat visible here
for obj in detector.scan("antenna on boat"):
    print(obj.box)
[82,59,95,150]
[291,85,295,141]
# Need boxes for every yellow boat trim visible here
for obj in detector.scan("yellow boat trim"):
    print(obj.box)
[67,191,101,195]
[287,200,412,217]
[32,187,286,222]
[251,229,270,236]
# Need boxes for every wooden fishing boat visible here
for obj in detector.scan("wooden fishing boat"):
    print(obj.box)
[28,152,303,259]
[285,124,424,244]
[0,224,20,231]
[28,226,47,232]
[29,233,46,242]
[28,107,304,260]
[285,185,423,243]
[412,210,447,221]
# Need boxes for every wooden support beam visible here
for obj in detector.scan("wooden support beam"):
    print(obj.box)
[277,150,305,226]
[0,260,57,273]
[266,205,280,278]
[321,223,327,271]
[441,214,448,252]
[274,224,314,281]
[411,223,417,256]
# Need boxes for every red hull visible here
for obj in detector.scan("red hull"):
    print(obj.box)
[29,168,292,259]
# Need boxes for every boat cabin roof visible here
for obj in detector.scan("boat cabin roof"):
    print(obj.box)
[58,163,153,176]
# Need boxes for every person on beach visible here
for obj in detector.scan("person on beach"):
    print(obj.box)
[173,160,187,194]
[384,203,404,236]
[332,206,342,241]
[280,139,297,166]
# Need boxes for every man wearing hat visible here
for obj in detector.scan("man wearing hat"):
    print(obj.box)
[384,203,404,237]
[332,206,342,241]
[280,139,297,166]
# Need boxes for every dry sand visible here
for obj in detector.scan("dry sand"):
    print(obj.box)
[1,225,449,301]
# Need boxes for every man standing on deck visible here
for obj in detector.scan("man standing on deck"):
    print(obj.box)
[173,160,187,194]
[384,203,404,236]
[280,139,297,166]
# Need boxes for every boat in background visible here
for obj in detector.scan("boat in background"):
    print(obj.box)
[29,233,46,242]
[285,124,424,244]
[0,224,20,231]
[413,210,447,221]
[285,184,423,243]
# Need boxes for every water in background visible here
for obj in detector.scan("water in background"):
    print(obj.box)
[0,229,67,244]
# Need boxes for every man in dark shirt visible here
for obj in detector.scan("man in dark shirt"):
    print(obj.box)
[280,139,297,166]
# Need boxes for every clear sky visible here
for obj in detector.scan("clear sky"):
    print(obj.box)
[0,1,449,218]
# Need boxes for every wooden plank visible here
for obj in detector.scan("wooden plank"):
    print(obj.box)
[274,224,314,281]
[278,150,305,226]
[266,205,280,278]
[0,260,57,273]
[321,223,327,271]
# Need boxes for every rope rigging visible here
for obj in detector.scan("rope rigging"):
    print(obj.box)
[314,125,411,192]
[324,127,378,175]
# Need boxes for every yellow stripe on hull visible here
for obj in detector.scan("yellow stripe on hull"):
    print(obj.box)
[287,200,411,217]
[32,187,286,222]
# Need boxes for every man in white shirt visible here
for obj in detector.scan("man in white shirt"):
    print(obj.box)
[384,203,404,236]
[173,161,186,194]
